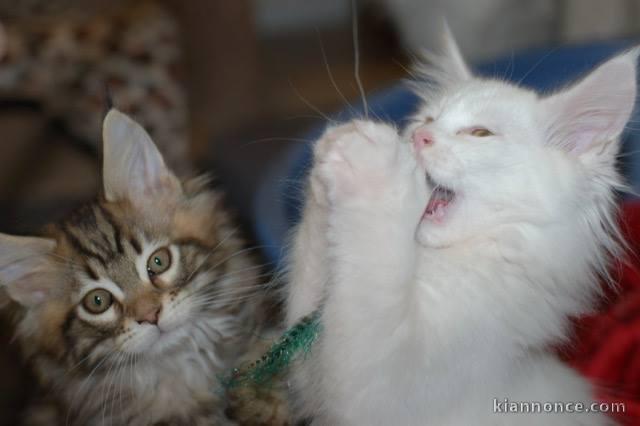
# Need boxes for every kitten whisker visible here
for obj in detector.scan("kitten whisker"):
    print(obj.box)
[194,285,270,304]
[317,28,357,116]
[194,281,271,301]
[290,81,336,124]
[184,227,243,283]
[102,350,125,426]
[190,294,266,311]
[63,351,98,378]
[207,292,271,307]
[394,58,418,79]
[114,352,131,424]
[283,113,332,122]
[515,47,559,87]
[203,273,272,290]
[202,245,271,278]
[351,0,368,119]
[66,348,118,426]
[615,148,640,159]
[189,289,269,310]
[213,261,270,278]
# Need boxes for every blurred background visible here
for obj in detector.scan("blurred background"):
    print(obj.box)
[2,0,640,237]
[1,0,640,423]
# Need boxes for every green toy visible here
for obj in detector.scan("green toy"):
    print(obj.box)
[221,311,321,390]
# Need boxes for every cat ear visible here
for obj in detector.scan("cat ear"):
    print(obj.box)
[102,109,181,204]
[541,49,638,156]
[440,21,472,82]
[414,21,472,92]
[0,234,58,307]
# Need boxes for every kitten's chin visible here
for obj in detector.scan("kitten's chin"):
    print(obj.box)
[416,211,462,248]
[124,324,190,356]
[417,225,453,249]
[147,327,189,355]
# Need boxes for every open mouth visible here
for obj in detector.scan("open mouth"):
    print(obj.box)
[424,172,456,221]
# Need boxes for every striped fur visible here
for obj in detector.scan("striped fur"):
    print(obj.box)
[0,111,283,425]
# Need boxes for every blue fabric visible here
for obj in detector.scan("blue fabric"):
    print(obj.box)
[253,40,639,267]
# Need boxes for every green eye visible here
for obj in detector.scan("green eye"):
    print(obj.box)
[82,289,113,314]
[147,247,171,277]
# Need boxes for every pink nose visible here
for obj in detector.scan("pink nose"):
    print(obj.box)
[137,306,161,325]
[413,127,434,150]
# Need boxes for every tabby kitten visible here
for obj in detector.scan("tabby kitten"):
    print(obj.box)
[0,110,266,425]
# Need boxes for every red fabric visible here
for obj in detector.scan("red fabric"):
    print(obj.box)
[564,202,640,425]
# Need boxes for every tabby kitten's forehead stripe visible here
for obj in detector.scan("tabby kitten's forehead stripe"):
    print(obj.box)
[0,110,273,425]
[96,203,125,254]
[58,203,135,272]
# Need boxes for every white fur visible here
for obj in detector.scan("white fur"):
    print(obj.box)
[286,30,636,425]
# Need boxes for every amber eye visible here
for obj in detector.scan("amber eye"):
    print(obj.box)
[424,116,434,124]
[82,289,113,314]
[470,127,493,137]
[147,247,171,277]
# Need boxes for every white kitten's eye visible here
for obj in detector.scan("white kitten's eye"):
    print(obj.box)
[470,127,493,137]
[424,116,434,124]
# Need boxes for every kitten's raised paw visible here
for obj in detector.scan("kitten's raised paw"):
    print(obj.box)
[311,120,417,207]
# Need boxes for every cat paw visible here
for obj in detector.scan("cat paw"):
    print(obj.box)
[311,120,421,208]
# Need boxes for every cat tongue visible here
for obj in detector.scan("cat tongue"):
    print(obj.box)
[425,187,454,218]
[426,198,448,214]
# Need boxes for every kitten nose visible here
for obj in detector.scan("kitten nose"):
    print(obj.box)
[137,307,161,325]
[413,127,434,149]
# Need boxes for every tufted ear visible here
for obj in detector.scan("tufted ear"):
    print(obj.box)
[439,21,472,82]
[414,21,471,94]
[0,233,58,307]
[540,49,638,157]
[102,109,181,205]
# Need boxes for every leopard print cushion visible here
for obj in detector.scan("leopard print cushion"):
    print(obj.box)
[0,1,190,174]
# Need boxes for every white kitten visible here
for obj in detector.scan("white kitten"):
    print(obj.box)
[285,27,637,425]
